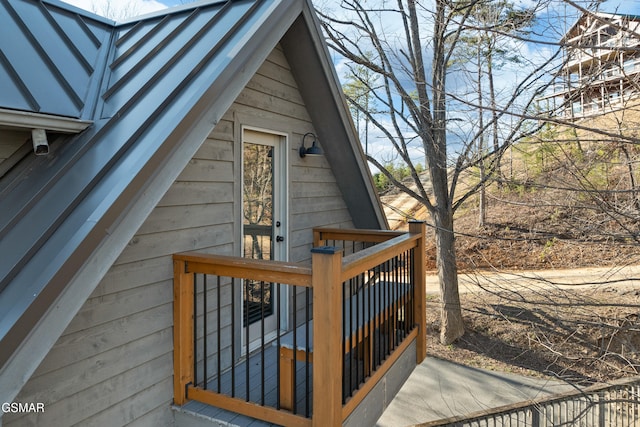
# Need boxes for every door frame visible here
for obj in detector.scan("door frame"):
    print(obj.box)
[239,126,289,352]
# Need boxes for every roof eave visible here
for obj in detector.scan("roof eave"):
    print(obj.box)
[0,109,92,133]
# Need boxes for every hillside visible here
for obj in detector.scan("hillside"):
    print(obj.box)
[389,187,640,385]
[382,130,640,271]
[384,187,639,272]
[381,141,640,385]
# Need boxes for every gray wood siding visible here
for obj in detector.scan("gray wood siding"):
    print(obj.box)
[0,130,25,158]
[0,129,27,170]
[5,45,355,426]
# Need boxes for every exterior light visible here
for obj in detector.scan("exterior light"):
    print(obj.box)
[299,132,322,158]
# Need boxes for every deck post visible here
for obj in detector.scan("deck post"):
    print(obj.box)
[312,228,325,247]
[173,259,195,405]
[311,246,343,427]
[409,221,427,363]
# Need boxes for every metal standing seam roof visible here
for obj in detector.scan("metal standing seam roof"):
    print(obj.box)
[0,0,113,119]
[0,0,387,396]
[0,0,304,367]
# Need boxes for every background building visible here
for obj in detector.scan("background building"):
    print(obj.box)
[539,12,640,120]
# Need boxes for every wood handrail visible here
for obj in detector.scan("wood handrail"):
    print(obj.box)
[174,229,420,288]
[173,252,312,287]
[313,227,403,246]
[173,224,428,426]
[340,232,421,282]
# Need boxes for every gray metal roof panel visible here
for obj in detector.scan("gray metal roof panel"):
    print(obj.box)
[0,0,305,367]
[0,0,269,289]
[0,0,112,119]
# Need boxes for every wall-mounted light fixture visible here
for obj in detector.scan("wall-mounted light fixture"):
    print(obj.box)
[299,132,323,158]
[31,128,49,156]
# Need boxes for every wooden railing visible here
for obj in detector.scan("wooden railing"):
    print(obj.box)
[173,223,427,427]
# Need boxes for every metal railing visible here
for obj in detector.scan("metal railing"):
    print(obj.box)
[417,377,640,427]
[173,224,427,427]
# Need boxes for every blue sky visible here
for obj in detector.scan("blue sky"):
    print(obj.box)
[601,1,640,15]
[59,0,640,168]
[62,0,640,27]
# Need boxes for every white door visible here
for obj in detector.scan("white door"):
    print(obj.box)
[241,129,287,350]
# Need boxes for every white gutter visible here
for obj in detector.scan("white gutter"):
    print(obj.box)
[0,109,92,133]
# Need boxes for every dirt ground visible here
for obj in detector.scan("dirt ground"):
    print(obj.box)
[426,284,640,386]
[416,194,640,385]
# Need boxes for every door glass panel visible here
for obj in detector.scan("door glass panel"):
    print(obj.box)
[242,142,274,326]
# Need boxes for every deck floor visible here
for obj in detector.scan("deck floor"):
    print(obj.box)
[178,343,313,426]
[176,333,385,426]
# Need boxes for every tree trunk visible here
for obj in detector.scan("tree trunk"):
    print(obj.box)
[620,144,640,211]
[477,33,487,228]
[487,35,501,187]
[433,204,465,345]
[429,0,464,345]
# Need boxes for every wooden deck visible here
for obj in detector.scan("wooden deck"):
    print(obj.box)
[173,225,427,426]
[175,342,312,426]
[174,337,373,426]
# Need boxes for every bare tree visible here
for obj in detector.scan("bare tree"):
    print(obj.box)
[451,0,536,227]
[343,55,379,156]
[319,0,547,344]
[319,0,466,344]
[91,0,141,20]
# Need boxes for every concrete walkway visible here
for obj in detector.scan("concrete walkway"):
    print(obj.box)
[376,357,574,426]
[380,266,640,426]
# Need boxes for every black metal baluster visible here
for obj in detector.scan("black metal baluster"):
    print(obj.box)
[402,250,406,335]
[203,274,208,390]
[217,275,221,393]
[392,255,398,349]
[356,271,362,388]
[276,282,281,409]
[231,278,236,398]
[384,261,389,360]
[384,263,389,363]
[381,261,387,362]
[305,286,311,417]
[245,279,250,402]
[376,263,381,365]
[342,278,347,405]
[407,249,412,336]
[390,256,395,353]
[345,276,352,402]
[260,280,266,405]
[410,249,415,334]
[292,286,298,414]
[374,265,379,369]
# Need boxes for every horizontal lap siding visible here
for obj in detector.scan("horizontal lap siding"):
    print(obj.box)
[5,120,235,427]
[233,45,355,262]
[5,46,355,426]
